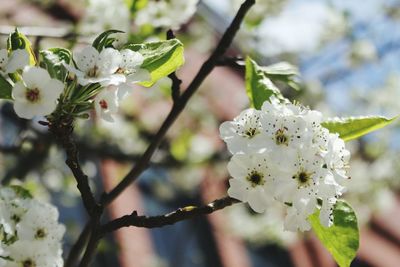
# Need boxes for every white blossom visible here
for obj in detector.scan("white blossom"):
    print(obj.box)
[94,86,119,122]
[135,0,199,30]
[12,67,64,119]
[65,46,125,86]
[220,98,350,232]
[227,152,273,213]
[0,49,29,75]
[219,109,265,154]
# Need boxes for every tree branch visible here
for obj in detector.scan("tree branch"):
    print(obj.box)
[166,29,182,102]
[101,0,256,206]
[101,196,239,233]
[48,117,100,216]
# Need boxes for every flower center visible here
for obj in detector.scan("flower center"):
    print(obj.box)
[244,127,259,138]
[292,169,313,188]
[22,259,36,267]
[34,228,47,239]
[99,99,108,110]
[275,128,289,146]
[246,170,265,187]
[87,65,99,77]
[25,88,40,103]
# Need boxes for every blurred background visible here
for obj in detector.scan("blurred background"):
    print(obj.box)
[0,0,400,266]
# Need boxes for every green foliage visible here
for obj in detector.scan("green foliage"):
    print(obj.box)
[92,30,124,51]
[40,48,72,81]
[322,116,398,141]
[125,0,148,16]
[0,75,12,100]
[245,57,284,110]
[309,200,359,267]
[261,61,301,90]
[9,185,33,199]
[125,39,185,87]
[7,28,36,65]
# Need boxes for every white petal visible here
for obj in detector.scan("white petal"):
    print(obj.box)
[120,49,144,69]
[126,68,151,83]
[97,48,122,75]
[6,49,29,73]
[22,67,51,88]
[227,179,249,202]
[75,46,98,72]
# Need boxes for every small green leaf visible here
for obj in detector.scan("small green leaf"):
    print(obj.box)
[0,75,13,100]
[125,0,148,15]
[309,200,359,267]
[7,28,36,65]
[262,61,301,90]
[321,116,398,141]
[9,185,33,199]
[245,57,284,110]
[92,29,124,51]
[125,39,184,87]
[40,48,72,81]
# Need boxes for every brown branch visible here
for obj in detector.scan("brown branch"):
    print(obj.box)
[101,197,239,233]
[101,0,256,206]
[166,29,182,102]
[48,117,100,216]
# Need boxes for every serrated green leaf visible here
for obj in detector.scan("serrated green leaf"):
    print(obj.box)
[245,57,284,109]
[7,28,36,65]
[125,39,184,87]
[321,116,398,142]
[0,75,12,100]
[309,200,359,267]
[92,29,124,51]
[9,185,33,199]
[40,48,71,81]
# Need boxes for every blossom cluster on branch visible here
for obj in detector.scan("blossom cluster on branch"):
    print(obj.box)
[0,187,65,267]
[220,97,350,231]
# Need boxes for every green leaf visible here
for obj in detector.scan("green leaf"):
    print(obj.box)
[92,29,124,51]
[321,116,398,142]
[262,61,301,90]
[245,57,284,110]
[309,200,359,267]
[9,185,33,199]
[125,0,148,15]
[7,28,36,65]
[125,39,184,87]
[0,75,12,100]
[40,48,72,81]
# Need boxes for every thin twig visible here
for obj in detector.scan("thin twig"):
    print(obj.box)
[101,0,256,206]
[101,197,239,233]
[65,223,92,267]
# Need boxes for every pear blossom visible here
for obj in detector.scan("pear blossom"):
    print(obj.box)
[65,46,125,86]
[219,109,265,154]
[0,49,29,75]
[227,152,273,213]
[135,0,199,30]
[94,86,119,122]
[0,187,65,267]
[12,67,64,119]
[220,98,350,231]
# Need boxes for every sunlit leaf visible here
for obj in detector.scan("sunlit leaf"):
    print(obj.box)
[125,39,184,87]
[40,48,72,81]
[7,28,36,65]
[322,116,398,141]
[245,57,284,109]
[309,200,359,267]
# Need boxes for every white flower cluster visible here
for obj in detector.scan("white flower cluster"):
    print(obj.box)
[220,98,350,231]
[0,187,65,267]
[65,46,150,122]
[135,0,199,30]
[0,48,64,120]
